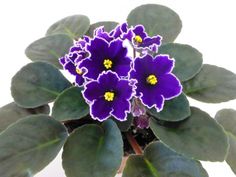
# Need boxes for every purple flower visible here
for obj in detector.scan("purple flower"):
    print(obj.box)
[130,54,182,111]
[83,71,133,121]
[80,37,132,80]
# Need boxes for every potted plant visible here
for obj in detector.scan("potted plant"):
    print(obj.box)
[0,3,236,177]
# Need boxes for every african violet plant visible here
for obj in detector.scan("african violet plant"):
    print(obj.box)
[1,3,236,177]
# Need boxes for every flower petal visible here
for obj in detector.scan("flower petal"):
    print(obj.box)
[111,98,131,121]
[91,98,112,121]
[153,55,175,76]
[83,81,104,102]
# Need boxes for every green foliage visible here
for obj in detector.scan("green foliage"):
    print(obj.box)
[11,62,71,108]
[158,43,203,81]
[25,34,73,68]
[183,64,236,103]
[52,87,89,121]
[46,15,90,39]
[0,115,68,177]
[150,107,229,162]
[123,141,208,177]
[0,102,49,132]
[62,120,123,177]
[148,93,190,122]
[215,109,236,174]
[127,4,182,44]
[86,21,118,37]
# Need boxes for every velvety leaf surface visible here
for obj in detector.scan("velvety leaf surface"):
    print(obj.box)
[52,87,89,121]
[127,4,182,44]
[46,15,90,39]
[150,107,228,162]
[86,21,118,37]
[62,120,123,177]
[0,102,49,132]
[148,93,190,122]
[158,43,203,81]
[25,34,73,68]
[123,141,208,177]
[112,113,134,132]
[215,109,236,174]
[183,64,236,103]
[11,62,71,108]
[0,115,68,177]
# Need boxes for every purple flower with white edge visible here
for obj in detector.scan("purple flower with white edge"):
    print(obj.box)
[130,54,182,111]
[80,37,132,80]
[83,71,133,121]
[131,25,162,52]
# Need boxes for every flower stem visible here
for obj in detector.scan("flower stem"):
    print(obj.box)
[126,132,143,155]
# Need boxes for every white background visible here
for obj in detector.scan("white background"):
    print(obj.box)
[0,0,236,176]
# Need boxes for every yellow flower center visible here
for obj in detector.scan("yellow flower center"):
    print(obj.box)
[103,59,113,69]
[134,35,143,43]
[76,68,83,75]
[104,91,115,101]
[146,75,158,85]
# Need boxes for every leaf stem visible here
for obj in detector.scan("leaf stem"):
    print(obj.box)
[126,132,143,155]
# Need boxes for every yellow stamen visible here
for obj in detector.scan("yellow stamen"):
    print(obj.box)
[146,75,158,85]
[134,35,143,43]
[103,59,113,69]
[104,92,115,101]
[76,68,83,75]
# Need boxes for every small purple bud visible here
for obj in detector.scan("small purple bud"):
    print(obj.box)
[131,98,146,117]
[134,114,150,129]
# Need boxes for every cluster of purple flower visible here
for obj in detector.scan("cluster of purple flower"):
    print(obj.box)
[60,23,182,126]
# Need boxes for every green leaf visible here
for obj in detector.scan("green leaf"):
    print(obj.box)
[52,87,89,121]
[62,120,123,177]
[25,34,73,68]
[46,15,90,39]
[86,21,118,37]
[215,109,236,174]
[158,43,203,81]
[148,93,191,122]
[112,113,134,132]
[0,115,68,177]
[0,102,49,132]
[127,4,182,44]
[11,62,71,108]
[183,64,236,103]
[150,107,228,162]
[122,141,208,177]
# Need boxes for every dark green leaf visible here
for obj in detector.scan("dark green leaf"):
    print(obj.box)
[215,109,236,174]
[123,141,208,177]
[0,102,49,132]
[150,107,228,161]
[127,4,182,44]
[52,87,89,121]
[86,21,118,37]
[46,15,90,39]
[112,113,134,132]
[62,120,123,177]
[183,64,236,103]
[11,62,71,108]
[0,115,68,177]
[25,34,73,68]
[148,93,190,122]
[158,43,203,81]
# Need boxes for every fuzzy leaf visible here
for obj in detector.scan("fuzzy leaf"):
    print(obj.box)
[183,64,236,103]
[11,62,71,108]
[0,102,49,132]
[123,141,208,177]
[127,4,182,44]
[25,34,73,68]
[150,107,228,162]
[148,93,191,122]
[52,87,89,121]
[0,115,68,177]
[46,15,90,39]
[86,21,118,37]
[62,120,123,177]
[158,43,203,81]
[215,109,236,174]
